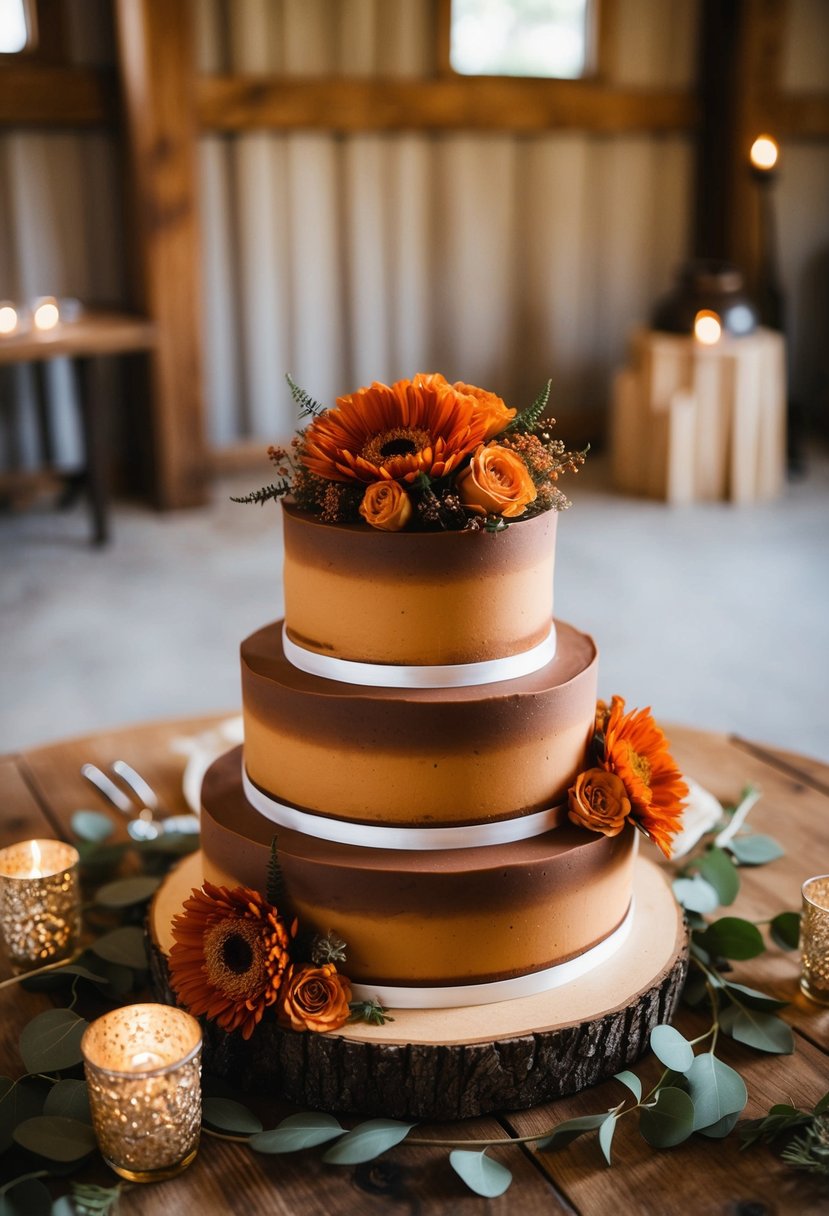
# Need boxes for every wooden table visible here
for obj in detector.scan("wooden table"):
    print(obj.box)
[2,719,828,1215]
[0,310,157,544]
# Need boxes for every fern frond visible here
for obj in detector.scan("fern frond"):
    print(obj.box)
[286,373,327,419]
[509,379,552,434]
[267,836,287,907]
[230,480,290,506]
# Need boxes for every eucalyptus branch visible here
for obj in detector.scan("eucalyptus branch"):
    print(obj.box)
[0,952,83,990]
[714,785,762,847]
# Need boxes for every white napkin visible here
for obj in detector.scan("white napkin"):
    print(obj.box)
[170,716,244,814]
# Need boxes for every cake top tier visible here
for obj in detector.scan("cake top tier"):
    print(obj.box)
[234,372,585,533]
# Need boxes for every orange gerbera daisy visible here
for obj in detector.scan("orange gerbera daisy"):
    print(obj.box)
[169,882,295,1041]
[301,373,513,485]
[599,696,688,858]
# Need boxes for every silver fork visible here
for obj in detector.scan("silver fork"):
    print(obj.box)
[80,762,198,840]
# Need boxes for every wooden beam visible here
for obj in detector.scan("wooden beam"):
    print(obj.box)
[114,0,207,509]
[771,93,829,138]
[197,75,698,134]
[0,65,113,125]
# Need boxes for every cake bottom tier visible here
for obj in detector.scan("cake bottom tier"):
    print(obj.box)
[200,748,637,997]
[149,851,688,1118]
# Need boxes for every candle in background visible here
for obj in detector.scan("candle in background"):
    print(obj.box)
[32,296,60,331]
[0,302,19,336]
[82,1004,203,1182]
[693,309,722,346]
[800,875,829,1005]
[0,839,81,971]
[750,134,779,174]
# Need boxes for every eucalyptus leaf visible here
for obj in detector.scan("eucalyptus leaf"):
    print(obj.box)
[21,964,109,994]
[13,1115,97,1163]
[69,1183,123,1215]
[696,847,740,905]
[698,1110,742,1139]
[202,1097,262,1135]
[19,1010,88,1074]
[322,1118,415,1165]
[0,1079,45,1153]
[51,1198,75,1216]
[89,926,148,971]
[719,1005,795,1054]
[721,981,788,1011]
[672,875,720,914]
[814,1092,829,1116]
[250,1113,345,1154]
[770,911,800,951]
[699,917,765,961]
[687,1053,747,1129]
[70,810,114,843]
[0,1179,52,1216]
[94,960,135,996]
[537,1112,609,1150]
[639,1087,696,1147]
[449,1150,512,1198]
[650,1024,694,1073]
[598,1114,616,1165]
[43,1080,91,1124]
[614,1071,642,1101]
[76,842,129,869]
[94,876,161,908]
[727,835,785,866]
[681,973,709,1008]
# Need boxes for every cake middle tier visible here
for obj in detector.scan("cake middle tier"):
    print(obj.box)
[241,619,598,827]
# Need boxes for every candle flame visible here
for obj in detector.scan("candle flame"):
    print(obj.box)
[0,304,18,335]
[29,840,43,879]
[694,310,722,345]
[750,134,779,172]
[33,299,60,331]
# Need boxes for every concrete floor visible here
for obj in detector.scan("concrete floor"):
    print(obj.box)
[2,449,828,763]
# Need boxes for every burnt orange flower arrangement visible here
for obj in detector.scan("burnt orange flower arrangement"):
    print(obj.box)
[169,880,384,1040]
[233,373,586,531]
[568,697,688,858]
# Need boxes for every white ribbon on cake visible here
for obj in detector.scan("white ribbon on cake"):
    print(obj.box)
[349,901,635,1008]
[241,765,565,850]
[282,623,557,689]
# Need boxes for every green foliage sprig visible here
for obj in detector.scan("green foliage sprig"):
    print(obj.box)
[286,372,326,419]
[229,480,291,507]
[348,998,394,1027]
[508,379,552,433]
[742,1092,829,1177]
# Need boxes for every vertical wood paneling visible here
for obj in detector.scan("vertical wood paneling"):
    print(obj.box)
[115,0,207,508]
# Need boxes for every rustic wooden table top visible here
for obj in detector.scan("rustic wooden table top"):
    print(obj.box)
[2,717,828,1215]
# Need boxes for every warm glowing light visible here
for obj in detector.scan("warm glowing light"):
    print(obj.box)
[33,298,60,331]
[0,303,18,334]
[750,135,779,172]
[28,840,43,879]
[694,310,722,345]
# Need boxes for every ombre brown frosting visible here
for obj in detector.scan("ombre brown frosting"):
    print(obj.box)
[282,503,557,664]
[201,749,637,987]
[241,618,598,825]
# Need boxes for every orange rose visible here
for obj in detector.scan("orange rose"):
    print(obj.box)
[567,768,631,837]
[453,381,516,439]
[277,963,352,1033]
[359,480,413,531]
[456,443,537,518]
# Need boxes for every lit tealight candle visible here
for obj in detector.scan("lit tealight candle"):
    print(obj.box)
[33,296,60,331]
[82,1004,203,1183]
[0,302,19,336]
[750,134,779,173]
[0,839,81,971]
[693,309,722,346]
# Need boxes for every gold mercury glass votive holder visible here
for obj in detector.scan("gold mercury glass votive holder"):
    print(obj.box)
[0,839,80,972]
[801,875,829,1006]
[82,1003,202,1182]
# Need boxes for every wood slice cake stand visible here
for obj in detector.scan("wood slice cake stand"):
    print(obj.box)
[149,851,688,1121]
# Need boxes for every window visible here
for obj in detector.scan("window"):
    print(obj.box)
[0,0,32,54]
[449,0,593,80]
